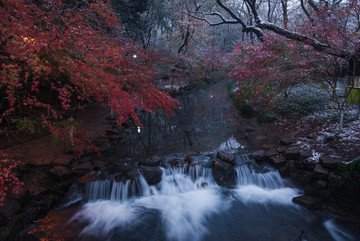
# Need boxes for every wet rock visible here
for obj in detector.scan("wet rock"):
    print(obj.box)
[139,156,161,167]
[293,195,322,210]
[279,139,296,146]
[320,156,340,170]
[313,180,327,189]
[284,149,300,161]
[126,169,140,180]
[265,150,278,157]
[313,164,329,180]
[298,149,313,160]
[251,150,268,162]
[140,166,163,185]
[276,146,287,154]
[212,160,237,186]
[78,171,101,184]
[269,155,286,167]
[216,151,236,165]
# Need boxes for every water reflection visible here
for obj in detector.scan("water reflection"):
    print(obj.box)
[115,81,240,157]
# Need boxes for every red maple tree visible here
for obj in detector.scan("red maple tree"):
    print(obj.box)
[0,0,178,153]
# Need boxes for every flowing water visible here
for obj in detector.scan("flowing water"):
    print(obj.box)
[58,81,359,240]
[65,155,359,241]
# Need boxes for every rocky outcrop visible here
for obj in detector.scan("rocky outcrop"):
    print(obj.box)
[140,166,163,185]
[212,152,237,186]
[216,151,236,165]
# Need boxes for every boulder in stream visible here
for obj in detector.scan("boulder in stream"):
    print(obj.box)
[212,160,237,186]
[216,151,236,165]
[140,166,163,185]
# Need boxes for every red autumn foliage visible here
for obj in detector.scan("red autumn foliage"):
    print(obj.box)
[0,0,178,153]
[228,1,360,106]
[0,151,23,205]
[228,33,324,104]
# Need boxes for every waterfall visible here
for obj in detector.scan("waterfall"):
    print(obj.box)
[235,165,285,189]
[81,176,150,202]
[67,160,358,241]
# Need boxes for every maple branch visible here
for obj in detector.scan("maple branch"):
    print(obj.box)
[214,0,352,58]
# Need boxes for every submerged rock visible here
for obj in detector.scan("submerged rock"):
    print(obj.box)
[212,160,237,186]
[292,195,322,210]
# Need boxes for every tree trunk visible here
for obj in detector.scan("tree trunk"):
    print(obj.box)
[339,109,344,132]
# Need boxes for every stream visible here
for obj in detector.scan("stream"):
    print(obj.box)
[56,81,359,241]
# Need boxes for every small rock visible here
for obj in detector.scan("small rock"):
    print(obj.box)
[276,146,287,154]
[292,195,322,210]
[314,164,329,175]
[251,150,268,162]
[298,149,313,160]
[269,155,286,167]
[284,149,300,161]
[313,164,329,181]
[313,180,327,189]
[216,151,236,165]
[76,161,91,170]
[320,156,340,170]
[279,139,296,146]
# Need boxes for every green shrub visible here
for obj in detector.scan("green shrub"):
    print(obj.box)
[338,157,360,188]
[276,84,329,115]
[257,111,277,123]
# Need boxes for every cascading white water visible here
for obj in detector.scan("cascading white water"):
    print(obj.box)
[234,165,299,205]
[71,165,226,241]
[68,159,358,241]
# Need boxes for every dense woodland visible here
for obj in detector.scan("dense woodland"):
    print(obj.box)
[1,0,360,207]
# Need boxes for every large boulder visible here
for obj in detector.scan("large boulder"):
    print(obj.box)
[140,166,163,185]
[212,160,237,186]
[216,151,236,165]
